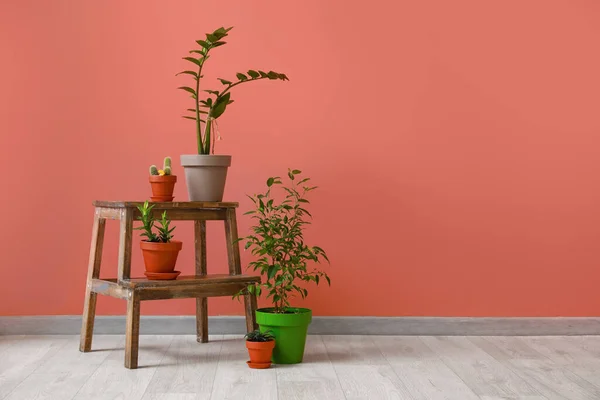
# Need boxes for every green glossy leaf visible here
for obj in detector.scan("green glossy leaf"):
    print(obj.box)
[206,33,218,42]
[267,177,274,187]
[204,90,220,96]
[292,169,301,174]
[219,78,232,85]
[267,71,279,79]
[211,99,228,119]
[183,57,202,67]
[267,265,278,279]
[247,70,260,78]
[259,70,268,78]
[236,73,248,81]
[196,40,210,48]
[176,70,198,78]
[177,86,196,96]
[212,41,226,47]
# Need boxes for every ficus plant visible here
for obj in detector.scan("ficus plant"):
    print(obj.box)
[236,169,330,314]
[177,26,289,155]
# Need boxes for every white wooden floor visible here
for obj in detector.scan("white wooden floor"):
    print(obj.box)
[1,335,600,400]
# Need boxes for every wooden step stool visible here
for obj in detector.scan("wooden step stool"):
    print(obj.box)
[79,201,259,369]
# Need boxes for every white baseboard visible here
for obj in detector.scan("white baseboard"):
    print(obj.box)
[2,316,600,335]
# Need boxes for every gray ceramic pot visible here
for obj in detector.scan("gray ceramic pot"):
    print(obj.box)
[180,155,231,202]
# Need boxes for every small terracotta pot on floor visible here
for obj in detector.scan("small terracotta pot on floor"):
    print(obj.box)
[149,175,177,202]
[246,340,276,369]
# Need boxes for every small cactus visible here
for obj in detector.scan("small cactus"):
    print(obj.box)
[149,165,159,176]
[163,157,172,169]
[164,166,172,175]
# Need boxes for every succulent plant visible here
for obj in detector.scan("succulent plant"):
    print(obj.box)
[163,157,172,175]
[149,158,174,176]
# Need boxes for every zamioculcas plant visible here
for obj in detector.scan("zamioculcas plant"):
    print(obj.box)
[237,169,330,364]
[178,26,289,155]
[178,26,289,202]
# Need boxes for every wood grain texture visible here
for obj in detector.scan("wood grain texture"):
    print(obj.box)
[244,291,258,332]
[5,335,600,399]
[276,335,345,400]
[333,365,413,400]
[124,290,141,369]
[143,335,222,399]
[194,220,207,276]
[74,335,174,400]
[0,336,72,399]
[194,220,209,343]
[140,209,227,221]
[5,336,124,400]
[117,208,133,281]
[96,207,121,220]
[136,283,251,301]
[322,335,413,399]
[93,200,238,209]
[373,336,480,400]
[322,335,389,365]
[210,335,277,400]
[420,336,539,398]
[121,274,260,288]
[224,208,242,275]
[79,214,106,352]
[90,278,128,299]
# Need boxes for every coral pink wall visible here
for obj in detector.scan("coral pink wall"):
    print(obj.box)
[2,1,600,317]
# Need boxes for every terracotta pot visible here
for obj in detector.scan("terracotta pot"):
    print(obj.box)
[140,241,182,273]
[149,175,177,202]
[246,339,275,368]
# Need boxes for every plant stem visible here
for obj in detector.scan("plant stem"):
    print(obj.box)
[220,76,268,98]
[195,64,204,154]
[203,115,212,154]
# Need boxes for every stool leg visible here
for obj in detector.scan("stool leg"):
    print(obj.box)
[125,290,140,369]
[196,297,208,343]
[194,221,208,343]
[224,209,242,275]
[80,214,106,352]
[244,291,258,332]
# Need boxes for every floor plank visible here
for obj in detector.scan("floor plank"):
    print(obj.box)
[420,336,539,398]
[209,335,277,400]
[374,336,479,400]
[142,335,222,400]
[0,335,72,399]
[1,334,599,400]
[277,335,345,400]
[323,335,412,399]
[73,335,174,400]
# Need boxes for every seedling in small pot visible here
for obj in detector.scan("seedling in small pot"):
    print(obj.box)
[135,201,182,280]
[245,330,275,369]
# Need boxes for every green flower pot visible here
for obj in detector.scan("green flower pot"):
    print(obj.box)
[256,307,312,364]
